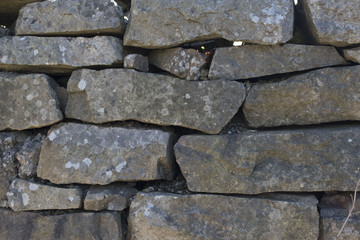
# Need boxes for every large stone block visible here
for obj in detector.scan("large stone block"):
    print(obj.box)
[208,44,347,80]
[65,69,245,134]
[0,36,123,74]
[175,126,360,194]
[243,66,360,128]
[38,123,175,184]
[128,192,319,240]
[124,0,293,48]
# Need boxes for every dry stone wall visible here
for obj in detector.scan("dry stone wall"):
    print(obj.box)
[1,0,360,239]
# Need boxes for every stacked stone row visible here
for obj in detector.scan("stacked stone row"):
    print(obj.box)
[1,0,360,239]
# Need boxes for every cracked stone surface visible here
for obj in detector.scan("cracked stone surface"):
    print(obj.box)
[343,47,360,63]
[175,126,360,194]
[124,54,149,72]
[124,0,293,48]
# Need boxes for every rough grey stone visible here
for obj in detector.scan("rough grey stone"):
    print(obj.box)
[38,122,175,184]
[124,54,149,72]
[128,192,319,240]
[65,69,245,134]
[7,179,82,211]
[344,47,360,63]
[175,126,360,194]
[0,72,63,130]
[0,27,10,37]
[208,44,347,80]
[0,36,123,74]
[0,208,123,240]
[243,66,360,128]
[124,0,293,48]
[149,48,206,80]
[15,0,125,36]
[0,0,41,26]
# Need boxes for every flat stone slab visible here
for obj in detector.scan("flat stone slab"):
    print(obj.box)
[344,47,360,63]
[208,44,347,80]
[7,179,82,211]
[37,122,175,184]
[243,66,360,128]
[124,0,293,48]
[15,0,125,36]
[65,69,245,134]
[0,36,123,74]
[175,126,360,194]
[0,209,123,240]
[0,73,63,130]
[128,192,319,240]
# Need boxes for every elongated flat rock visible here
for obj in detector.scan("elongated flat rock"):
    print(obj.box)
[344,47,360,63]
[16,0,125,36]
[124,0,293,48]
[243,66,360,128]
[128,192,319,240]
[208,44,347,80]
[65,69,245,134]
[0,73,63,130]
[175,126,360,194]
[38,123,175,184]
[0,36,123,74]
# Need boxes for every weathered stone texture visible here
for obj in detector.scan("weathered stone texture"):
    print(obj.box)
[124,0,293,48]
[15,0,125,36]
[128,192,319,240]
[65,69,245,134]
[0,27,10,37]
[0,0,41,26]
[124,54,149,72]
[0,36,123,73]
[38,123,175,184]
[243,66,360,128]
[208,44,347,80]
[0,209,123,240]
[0,73,63,130]
[175,126,360,194]
[7,179,82,211]
[344,47,360,63]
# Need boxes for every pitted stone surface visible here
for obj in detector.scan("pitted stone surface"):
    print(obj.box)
[243,66,360,128]
[0,73,63,130]
[16,0,125,36]
[128,192,319,240]
[65,69,245,134]
[38,122,175,184]
[124,54,149,72]
[344,47,360,63]
[0,36,123,73]
[0,0,41,26]
[7,179,82,211]
[208,44,347,80]
[175,126,360,194]
[124,0,293,48]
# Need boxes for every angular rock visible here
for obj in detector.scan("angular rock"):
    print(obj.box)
[0,27,10,37]
[344,47,360,63]
[15,0,125,36]
[7,179,82,211]
[84,183,138,211]
[66,69,245,134]
[124,0,293,48]
[0,36,123,74]
[124,54,149,72]
[0,0,41,26]
[0,72,63,130]
[208,44,347,80]
[243,66,360,128]
[0,209,123,240]
[175,126,360,194]
[128,192,319,240]
[38,122,175,184]
[149,48,206,80]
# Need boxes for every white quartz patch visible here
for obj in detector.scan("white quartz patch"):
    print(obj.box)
[116,162,127,172]
[78,79,87,90]
[82,158,92,167]
[29,183,39,191]
[65,162,80,169]
[48,132,57,141]
[22,193,29,206]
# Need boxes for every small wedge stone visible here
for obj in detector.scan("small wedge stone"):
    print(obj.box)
[124,54,149,72]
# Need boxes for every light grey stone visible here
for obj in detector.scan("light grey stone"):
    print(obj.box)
[0,0,41,26]
[124,54,149,72]
[343,47,360,63]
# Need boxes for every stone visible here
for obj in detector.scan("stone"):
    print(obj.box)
[7,179,82,211]
[0,36,123,74]
[124,0,293,48]
[300,0,360,46]
[344,47,360,63]
[174,126,360,194]
[128,192,319,240]
[0,208,123,240]
[65,69,245,134]
[149,48,206,80]
[124,54,149,72]
[208,44,347,80]
[243,66,360,128]
[0,0,41,26]
[0,72,63,130]
[38,122,175,184]
[84,183,138,211]
[0,27,10,37]
[15,0,125,36]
